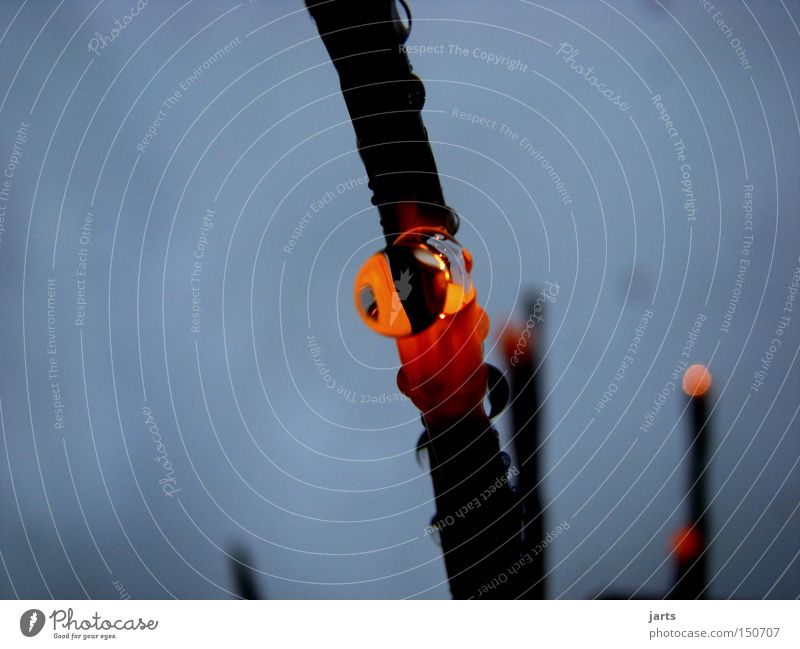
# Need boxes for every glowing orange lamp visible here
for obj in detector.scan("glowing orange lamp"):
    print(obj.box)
[670,524,703,565]
[671,363,713,598]
[354,223,489,426]
[682,364,712,397]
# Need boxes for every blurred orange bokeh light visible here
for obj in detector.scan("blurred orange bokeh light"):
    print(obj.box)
[670,524,703,564]
[683,364,712,397]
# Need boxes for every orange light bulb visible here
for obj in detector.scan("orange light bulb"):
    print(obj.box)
[670,524,703,564]
[683,364,712,397]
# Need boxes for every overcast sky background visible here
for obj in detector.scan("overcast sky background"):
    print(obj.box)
[0,0,798,599]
